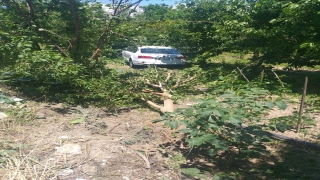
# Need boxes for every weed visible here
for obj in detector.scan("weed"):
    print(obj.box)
[165,152,186,174]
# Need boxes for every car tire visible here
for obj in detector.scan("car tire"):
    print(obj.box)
[129,59,136,68]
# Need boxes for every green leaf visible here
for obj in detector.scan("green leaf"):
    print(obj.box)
[219,93,234,98]
[168,120,178,129]
[200,110,212,117]
[275,101,287,110]
[179,129,192,133]
[250,88,268,95]
[181,168,208,179]
[264,102,274,109]
[179,120,189,126]
[212,174,222,180]
[208,123,219,130]
[212,109,224,117]
[229,116,242,125]
[70,117,85,125]
[187,134,218,146]
[255,101,263,107]
[190,130,199,136]
[207,148,217,157]
[183,108,194,116]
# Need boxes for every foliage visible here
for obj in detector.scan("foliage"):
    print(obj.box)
[165,152,186,173]
[266,0,320,66]
[0,0,142,110]
[156,85,287,159]
[181,168,212,179]
[126,0,320,67]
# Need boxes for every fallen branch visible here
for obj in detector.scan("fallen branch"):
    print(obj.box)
[171,75,197,89]
[109,123,122,132]
[141,98,174,113]
[141,89,172,99]
[141,97,162,110]
[271,70,284,87]
[164,70,172,84]
[237,67,252,87]
[145,79,162,89]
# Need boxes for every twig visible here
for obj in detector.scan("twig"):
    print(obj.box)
[109,123,122,132]
[136,151,151,169]
[236,67,252,87]
[26,157,55,177]
[271,70,284,87]
[145,79,162,88]
[171,75,197,89]
[164,70,172,83]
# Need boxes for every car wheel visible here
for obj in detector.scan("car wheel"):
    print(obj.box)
[129,59,136,68]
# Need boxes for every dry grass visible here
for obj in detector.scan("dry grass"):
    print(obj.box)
[0,98,183,180]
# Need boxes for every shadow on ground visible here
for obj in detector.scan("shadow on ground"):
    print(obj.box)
[171,141,320,179]
[196,61,320,97]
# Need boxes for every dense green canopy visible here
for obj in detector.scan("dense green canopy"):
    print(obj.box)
[0,0,319,107]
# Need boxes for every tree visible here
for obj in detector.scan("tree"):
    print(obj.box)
[265,0,320,66]
[0,0,142,109]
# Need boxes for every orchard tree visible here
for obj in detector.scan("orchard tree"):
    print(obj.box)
[0,0,142,109]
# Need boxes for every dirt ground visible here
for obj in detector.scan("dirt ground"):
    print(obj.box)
[266,103,320,144]
[1,92,320,180]
[0,100,191,180]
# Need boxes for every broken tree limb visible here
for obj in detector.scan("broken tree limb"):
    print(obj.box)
[141,70,196,113]
[171,75,197,90]
[141,97,162,110]
[141,90,172,99]
[146,79,162,88]
[141,98,174,113]
[237,67,252,87]
[271,70,284,87]
[164,70,173,84]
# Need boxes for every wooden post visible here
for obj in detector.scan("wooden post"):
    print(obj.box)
[296,76,308,133]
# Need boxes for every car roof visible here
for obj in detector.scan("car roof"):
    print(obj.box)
[139,46,173,49]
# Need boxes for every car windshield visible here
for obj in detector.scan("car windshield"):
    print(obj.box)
[141,48,179,54]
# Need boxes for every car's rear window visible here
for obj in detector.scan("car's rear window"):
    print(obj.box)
[141,48,179,54]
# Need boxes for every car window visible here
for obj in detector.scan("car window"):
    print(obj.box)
[141,48,179,54]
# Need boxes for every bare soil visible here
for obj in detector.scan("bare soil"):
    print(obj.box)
[266,103,320,144]
[0,101,189,180]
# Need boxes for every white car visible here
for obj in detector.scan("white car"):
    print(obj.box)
[122,46,186,68]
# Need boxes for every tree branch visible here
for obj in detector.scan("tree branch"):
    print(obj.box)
[67,0,80,52]
[142,90,172,99]
[11,1,70,57]
[237,67,252,87]
[90,0,142,61]
[113,0,123,16]
[141,97,162,110]
[164,70,172,84]
[171,75,197,89]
